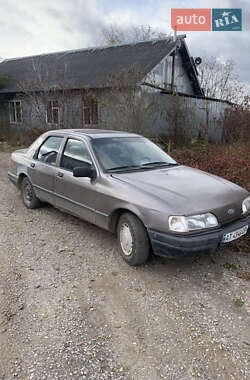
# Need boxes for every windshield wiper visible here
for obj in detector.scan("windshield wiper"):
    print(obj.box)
[106,165,141,172]
[107,162,179,172]
[141,161,179,168]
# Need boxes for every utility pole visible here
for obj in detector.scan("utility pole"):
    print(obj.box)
[171,29,177,92]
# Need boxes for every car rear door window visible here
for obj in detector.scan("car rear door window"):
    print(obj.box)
[61,139,92,171]
[37,136,63,166]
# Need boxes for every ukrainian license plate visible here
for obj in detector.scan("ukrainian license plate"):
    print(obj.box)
[222,225,248,243]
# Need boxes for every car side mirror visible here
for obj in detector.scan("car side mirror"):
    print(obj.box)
[73,166,96,179]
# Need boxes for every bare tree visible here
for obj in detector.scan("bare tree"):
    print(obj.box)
[98,64,192,145]
[18,58,84,130]
[101,24,169,45]
[198,57,248,105]
[99,67,164,136]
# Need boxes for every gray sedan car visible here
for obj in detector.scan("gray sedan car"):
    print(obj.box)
[8,129,250,265]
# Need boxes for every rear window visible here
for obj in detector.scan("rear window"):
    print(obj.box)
[36,136,63,166]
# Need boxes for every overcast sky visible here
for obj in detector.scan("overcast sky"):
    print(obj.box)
[0,0,249,85]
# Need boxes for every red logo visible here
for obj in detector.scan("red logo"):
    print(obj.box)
[171,8,211,31]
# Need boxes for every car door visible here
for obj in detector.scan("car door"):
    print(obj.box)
[28,135,64,204]
[54,138,97,223]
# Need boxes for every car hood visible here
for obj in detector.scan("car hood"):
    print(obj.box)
[112,165,248,223]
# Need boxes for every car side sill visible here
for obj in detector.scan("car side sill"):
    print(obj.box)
[8,172,18,185]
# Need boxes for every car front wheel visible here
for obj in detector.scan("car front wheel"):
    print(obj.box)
[117,212,150,266]
[21,177,41,209]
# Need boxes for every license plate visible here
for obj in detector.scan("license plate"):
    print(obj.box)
[222,225,248,243]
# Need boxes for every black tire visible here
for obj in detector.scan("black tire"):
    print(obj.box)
[117,212,150,266]
[21,177,41,209]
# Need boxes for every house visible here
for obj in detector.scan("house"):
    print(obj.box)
[0,36,230,141]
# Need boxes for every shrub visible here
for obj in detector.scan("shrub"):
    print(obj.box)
[0,75,9,90]
[222,97,250,143]
[171,144,250,191]
[0,124,46,148]
[171,143,250,253]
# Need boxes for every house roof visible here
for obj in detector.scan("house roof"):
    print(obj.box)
[0,37,203,96]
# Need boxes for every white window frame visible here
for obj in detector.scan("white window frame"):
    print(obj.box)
[9,100,22,124]
[46,100,59,125]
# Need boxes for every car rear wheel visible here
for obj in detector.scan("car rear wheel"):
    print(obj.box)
[21,177,41,209]
[117,212,150,266]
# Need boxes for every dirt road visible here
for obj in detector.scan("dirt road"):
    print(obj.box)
[0,151,249,380]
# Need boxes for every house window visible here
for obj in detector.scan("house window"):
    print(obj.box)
[47,100,59,125]
[9,101,22,123]
[84,97,98,125]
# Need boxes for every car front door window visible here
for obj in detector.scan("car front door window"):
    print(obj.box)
[60,139,93,171]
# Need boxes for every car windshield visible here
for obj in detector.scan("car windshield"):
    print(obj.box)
[91,137,178,172]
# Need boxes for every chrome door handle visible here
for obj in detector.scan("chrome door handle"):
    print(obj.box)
[57,172,64,178]
[31,163,35,168]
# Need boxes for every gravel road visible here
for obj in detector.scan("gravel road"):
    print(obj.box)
[0,151,250,380]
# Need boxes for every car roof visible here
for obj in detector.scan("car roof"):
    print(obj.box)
[47,129,141,139]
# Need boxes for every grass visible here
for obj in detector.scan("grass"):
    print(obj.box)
[0,141,14,152]
[233,298,245,307]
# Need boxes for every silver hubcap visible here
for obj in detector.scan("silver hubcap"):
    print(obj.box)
[120,223,133,256]
[24,182,32,202]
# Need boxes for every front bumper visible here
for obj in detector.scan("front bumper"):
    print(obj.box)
[148,214,250,258]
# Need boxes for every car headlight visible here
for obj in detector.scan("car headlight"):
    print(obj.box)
[169,213,218,232]
[242,195,250,215]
